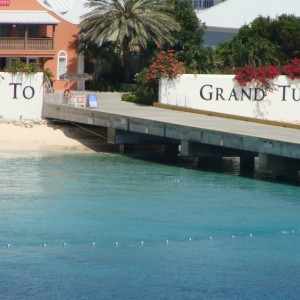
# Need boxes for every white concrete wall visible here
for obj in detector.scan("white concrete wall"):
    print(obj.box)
[159,74,300,124]
[0,72,44,119]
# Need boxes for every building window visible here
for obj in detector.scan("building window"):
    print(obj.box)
[203,0,213,8]
[190,0,219,9]
[57,50,67,80]
[190,0,201,9]
[28,58,38,65]
[28,25,39,38]
[0,24,12,37]
[10,58,26,64]
[9,57,39,65]
[18,25,39,38]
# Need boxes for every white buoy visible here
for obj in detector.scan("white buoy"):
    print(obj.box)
[189,237,192,242]
[7,244,11,248]
[115,242,119,246]
[43,243,47,247]
[249,233,253,238]
[63,242,67,247]
[209,236,213,240]
[231,235,235,239]
[92,242,96,246]
[165,240,169,244]
[140,241,144,246]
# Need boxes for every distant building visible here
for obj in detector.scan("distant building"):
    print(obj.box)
[37,0,90,25]
[197,0,300,47]
[39,0,76,14]
[190,0,223,11]
[0,0,89,91]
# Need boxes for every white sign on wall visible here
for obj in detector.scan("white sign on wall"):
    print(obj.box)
[0,72,44,119]
[159,74,300,125]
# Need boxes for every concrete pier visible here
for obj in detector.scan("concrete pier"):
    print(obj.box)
[43,92,300,178]
[258,154,300,180]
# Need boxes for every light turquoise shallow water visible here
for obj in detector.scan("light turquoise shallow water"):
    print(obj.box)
[0,152,300,299]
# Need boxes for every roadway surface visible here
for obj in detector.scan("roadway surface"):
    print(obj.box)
[95,92,300,145]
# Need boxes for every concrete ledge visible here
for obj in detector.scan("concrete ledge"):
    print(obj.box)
[153,102,300,130]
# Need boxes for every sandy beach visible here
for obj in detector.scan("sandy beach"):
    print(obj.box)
[0,93,123,153]
[0,120,114,153]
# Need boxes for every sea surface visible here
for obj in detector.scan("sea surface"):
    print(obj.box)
[0,152,300,300]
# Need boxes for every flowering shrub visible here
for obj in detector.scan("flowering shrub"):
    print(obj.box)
[145,50,184,83]
[281,58,300,80]
[134,68,158,105]
[234,58,300,92]
[234,65,281,92]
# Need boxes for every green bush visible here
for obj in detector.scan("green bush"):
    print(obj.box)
[122,93,138,102]
[134,68,158,105]
[3,60,42,74]
[115,83,137,93]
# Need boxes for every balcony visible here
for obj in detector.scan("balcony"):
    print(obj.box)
[0,37,54,51]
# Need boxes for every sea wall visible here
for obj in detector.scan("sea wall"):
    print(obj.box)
[0,72,43,119]
[159,74,300,124]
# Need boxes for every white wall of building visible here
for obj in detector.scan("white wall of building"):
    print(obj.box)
[0,72,44,119]
[159,74,300,125]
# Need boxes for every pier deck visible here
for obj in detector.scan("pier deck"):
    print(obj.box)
[43,92,300,177]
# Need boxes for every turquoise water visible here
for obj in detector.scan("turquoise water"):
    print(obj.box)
[0,152,300,299]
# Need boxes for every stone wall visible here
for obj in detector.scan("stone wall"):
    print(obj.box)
[0,72,43,119]
[159,74,300,125]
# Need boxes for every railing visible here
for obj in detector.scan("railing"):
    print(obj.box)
[44,90,93,105]
[0,38,53,50]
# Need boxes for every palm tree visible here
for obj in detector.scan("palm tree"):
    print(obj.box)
[80,0,180,83]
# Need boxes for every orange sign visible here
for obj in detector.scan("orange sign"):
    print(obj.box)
[75,95,86,107]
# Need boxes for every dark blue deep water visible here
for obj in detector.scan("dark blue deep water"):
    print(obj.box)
[0,152,300,299]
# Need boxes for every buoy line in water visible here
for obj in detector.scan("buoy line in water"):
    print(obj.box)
[2,229,300,250]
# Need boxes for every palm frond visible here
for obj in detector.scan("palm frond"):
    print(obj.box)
[80,0,180,48]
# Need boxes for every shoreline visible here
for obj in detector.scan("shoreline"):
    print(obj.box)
[0,120,116,153]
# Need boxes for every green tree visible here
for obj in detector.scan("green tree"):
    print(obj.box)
[80,0,180,83]
[167,0,204,49]
[216,15,300,68]
[167,0,208,72]
[79,40,123,90]
[272,14,300,60]
[216,36,279,68]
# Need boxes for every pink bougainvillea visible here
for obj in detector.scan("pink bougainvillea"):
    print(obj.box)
[234,65,281,92]
[281,58,300,80]
[145,50,184,83]
[234,58,300,92]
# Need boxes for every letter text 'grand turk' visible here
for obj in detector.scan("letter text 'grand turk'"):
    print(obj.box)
[159,74,300,124]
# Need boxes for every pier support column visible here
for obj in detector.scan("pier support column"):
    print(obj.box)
[180,140,223,167]
[180,140,214,157]
[108,128,135,153]
[107,128,117,144]
[258,154,300,180]
[181,140,209,166]
[163,144,179,161]
[240,156,256,173]
[119,144,135,154]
